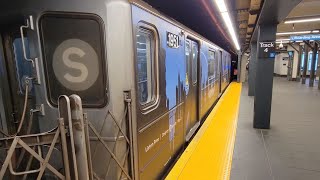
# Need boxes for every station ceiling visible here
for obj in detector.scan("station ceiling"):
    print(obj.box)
[277,0,320,39]
[142,0,312,53]
[142,0,238,54]
[234,0,262,51]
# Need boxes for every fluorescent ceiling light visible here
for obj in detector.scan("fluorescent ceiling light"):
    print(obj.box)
[276,41,289,44]
[312,30,319,33]
[285,17,320,24]
[276,38,290,41]
[296,41,303,43]
[215,0,227,12]
[214,0,240,50]
[221,12,240,50]
[276,31,311,35]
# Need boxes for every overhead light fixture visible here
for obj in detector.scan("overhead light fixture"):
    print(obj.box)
[214,0,240,50]
[276,38,290,41]
[284,16,320,24]
[276,30,320,36]
[276,31,311,35]
[276,41,289,44]
[215,0,227,12]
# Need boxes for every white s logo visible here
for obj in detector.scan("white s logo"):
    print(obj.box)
[62,47,88,83]
[53,39,99,91]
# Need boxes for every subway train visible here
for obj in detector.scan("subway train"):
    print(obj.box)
[0,0,231,179]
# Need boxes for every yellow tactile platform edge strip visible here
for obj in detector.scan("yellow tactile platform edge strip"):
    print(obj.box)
[166,82,242,180]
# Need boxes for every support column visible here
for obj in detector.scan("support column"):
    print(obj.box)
[302,43,309,84]
[240,54,248,82]
[237,51,242,82]
[253,25,276,129]
[309,42,318,87]
[318,51,320,90]
[248,42,257,96]
[296,45,302,81]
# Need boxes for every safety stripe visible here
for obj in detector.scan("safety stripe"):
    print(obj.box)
[166,82,242,180]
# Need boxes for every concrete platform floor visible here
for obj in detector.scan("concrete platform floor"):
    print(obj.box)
[231,77,320,180]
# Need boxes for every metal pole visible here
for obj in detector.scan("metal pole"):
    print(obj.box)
[302,43,309,84]
[237,51,242,82]
[248,42,258,96]
[69,95,90,180]
[287,53,293,81]
[59,118,71,180]
[309,42,318,87]
[125,91,135,180]
[83,113,93,180]
[296,45,302,81]
[318,51,320,90]
[58,95,79,180]
[0,137,18,179]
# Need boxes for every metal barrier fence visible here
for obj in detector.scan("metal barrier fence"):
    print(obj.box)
[0,93,134,180]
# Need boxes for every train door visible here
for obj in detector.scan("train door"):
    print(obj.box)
[185,38,199,141]
[0,22,38,137]
[0,34,14,136]
[0,18,42,179]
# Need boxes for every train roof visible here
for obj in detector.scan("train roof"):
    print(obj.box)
[129,0,230,55]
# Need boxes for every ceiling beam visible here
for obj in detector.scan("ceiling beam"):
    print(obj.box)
[303,40,313,49]
[251,0,302,43]
[288,43,299,52]
[237,8,249,13]
[249,9,260,15]
[248,24,255,28]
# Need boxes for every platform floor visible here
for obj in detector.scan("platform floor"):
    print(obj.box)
[231,77,320,180]
[166,83,242,180]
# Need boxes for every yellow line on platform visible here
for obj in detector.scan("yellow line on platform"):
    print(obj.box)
[166,82,242,180]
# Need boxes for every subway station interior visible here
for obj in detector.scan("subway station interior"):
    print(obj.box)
[0,0,320,179]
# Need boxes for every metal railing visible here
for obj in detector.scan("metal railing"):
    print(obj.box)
[0,95,91,179]
[89,91,134,180]
[0,93,134,180]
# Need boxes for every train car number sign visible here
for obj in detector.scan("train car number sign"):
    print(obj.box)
[167,32,180,48]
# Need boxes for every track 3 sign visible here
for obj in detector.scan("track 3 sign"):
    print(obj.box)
[258,42,275,58]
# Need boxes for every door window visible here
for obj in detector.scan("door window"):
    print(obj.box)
[185,40,191,78]
[136,27,157,106]
[191,42,198,84]
[208,50,215,80]
[186,39,198,85]
[40,13,107,107]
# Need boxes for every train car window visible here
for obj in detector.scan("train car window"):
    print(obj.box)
[208,50,215,79]
[225,56,228,73]
[185,41,191,78]
[40,13,107,107]
[222,55,225,74]
[191,42,198,84]
[136,28,156,105]
[13,37,33,95]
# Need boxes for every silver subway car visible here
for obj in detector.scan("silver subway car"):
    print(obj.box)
[0,0,231,179]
